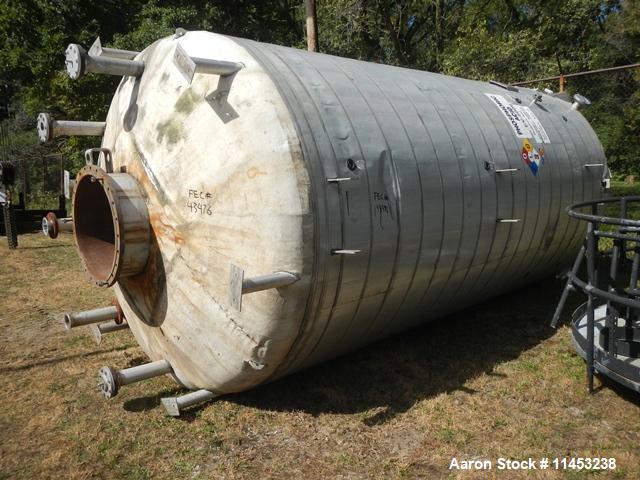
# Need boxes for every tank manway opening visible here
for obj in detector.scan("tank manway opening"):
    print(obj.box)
[73,164,151,287]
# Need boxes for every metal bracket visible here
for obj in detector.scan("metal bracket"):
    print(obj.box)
[484,160,519,173]
[174,44,244,85]
[84,147,113,172]
[89,320,129,345]
[229,264,299,311]
[529,92,543,106]
[88,37,138,60]
[161,389,217,416]
[327,177,351,183]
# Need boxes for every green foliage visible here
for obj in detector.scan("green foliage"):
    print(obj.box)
[0,0,637,211]
[318,0,638,175]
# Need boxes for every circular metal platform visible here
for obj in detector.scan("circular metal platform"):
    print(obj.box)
[571,303,640,393]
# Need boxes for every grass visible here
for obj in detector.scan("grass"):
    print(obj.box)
[1,209,639,478]
[596,181,640,254]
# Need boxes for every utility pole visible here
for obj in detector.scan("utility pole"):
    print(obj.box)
[305,0,318,52]
[435,0,444,71]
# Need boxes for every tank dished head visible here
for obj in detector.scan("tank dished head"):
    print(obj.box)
[73,164,150,287]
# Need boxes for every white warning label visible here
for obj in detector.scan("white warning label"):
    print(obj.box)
[485,93,550,144]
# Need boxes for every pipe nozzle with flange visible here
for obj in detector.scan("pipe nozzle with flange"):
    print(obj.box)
[98,360,173,399]
[42,212,73,239]
[73,164,150,287]
[65,43,144,80]
[37,113,105,143]
[64,305,123,330]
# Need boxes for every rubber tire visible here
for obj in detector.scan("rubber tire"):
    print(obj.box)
[3,204,17,249]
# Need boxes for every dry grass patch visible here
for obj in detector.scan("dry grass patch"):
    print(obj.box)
[0,233,639,479]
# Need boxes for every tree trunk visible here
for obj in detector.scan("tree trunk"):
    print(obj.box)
[435,0,444,71]
[305,0,318,52]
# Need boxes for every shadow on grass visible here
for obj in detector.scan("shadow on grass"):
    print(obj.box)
[0,344,131,373]
[597,376,640,405]
[222,276,595,423]
[18,244,71,250]
[123,387,183,413]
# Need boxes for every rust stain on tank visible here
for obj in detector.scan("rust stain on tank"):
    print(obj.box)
[120,228,168,327]
[149,212,185,245]
[247,167,267,179]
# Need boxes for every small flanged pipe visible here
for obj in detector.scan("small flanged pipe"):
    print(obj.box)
[42,212,73,239]
[161,389,218,417]
[37,113,105,143]
[97,359,173,399]
[89,320,129,345]
[64,305,119,330]
[65,43,144,80]
[571,93,591,111]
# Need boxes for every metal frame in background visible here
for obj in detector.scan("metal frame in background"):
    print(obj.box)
[552,196,640,393]
[512,63,640,93]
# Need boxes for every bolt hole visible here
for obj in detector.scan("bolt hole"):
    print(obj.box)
[346,158,357,171]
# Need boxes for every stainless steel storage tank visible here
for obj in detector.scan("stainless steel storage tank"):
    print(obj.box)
[50,31,606,406]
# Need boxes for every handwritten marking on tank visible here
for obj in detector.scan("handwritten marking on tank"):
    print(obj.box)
[373,191,394,230]
[187,189,213,215]
[484,93,550,144]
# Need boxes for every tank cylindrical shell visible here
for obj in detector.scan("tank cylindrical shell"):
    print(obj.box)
[92,31,605,394]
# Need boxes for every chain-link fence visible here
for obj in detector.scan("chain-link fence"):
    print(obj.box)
[513,64,640,181]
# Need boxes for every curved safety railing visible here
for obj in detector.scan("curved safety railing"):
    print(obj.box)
[552,196,640,393]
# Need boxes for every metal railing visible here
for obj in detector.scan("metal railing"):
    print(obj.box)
[552,196,640,393]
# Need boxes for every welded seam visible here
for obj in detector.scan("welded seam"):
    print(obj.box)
[549,107,589,265]
[480,96,531,291]
[440,88,493,301]
[528,104,573,272]
[348,62,423,339]
[417,86,478,311]
[287,52,375,362]
[448,89,502,299]
[412,84,465,310]
[395,80,447,319]
[458,90,517,297]
[319,56,399,344]
[235,40,333,377]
